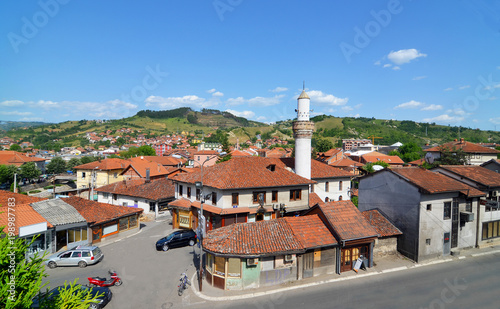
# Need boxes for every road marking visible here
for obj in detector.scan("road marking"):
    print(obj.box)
[458,256,466,259]
[471,250,500,257]
[381,266,407,273]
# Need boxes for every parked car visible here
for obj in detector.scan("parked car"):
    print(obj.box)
[156,229,197,251]
[31,284,112,309]
[46,245,103,269]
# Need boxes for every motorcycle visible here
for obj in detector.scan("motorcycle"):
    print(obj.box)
[88,270,123,287]
[178,271,191,296]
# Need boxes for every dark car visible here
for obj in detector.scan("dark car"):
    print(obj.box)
[156,229,197,251]
[31,284,112,309]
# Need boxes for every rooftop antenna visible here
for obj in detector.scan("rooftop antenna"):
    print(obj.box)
[303,81,305,91]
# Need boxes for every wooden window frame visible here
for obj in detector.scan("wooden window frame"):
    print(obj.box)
[272,191,278,203]
[289,189,301,201]
[252,191,266,204]
[232,193,239,206]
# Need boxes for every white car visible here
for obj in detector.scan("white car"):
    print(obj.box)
[46,245,103,268]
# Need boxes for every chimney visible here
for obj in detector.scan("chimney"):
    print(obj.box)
[146,168,150,183]
[460,138,465,144]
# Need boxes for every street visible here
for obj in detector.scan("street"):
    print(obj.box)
[42,220,500,309]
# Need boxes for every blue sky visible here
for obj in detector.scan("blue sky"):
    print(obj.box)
[1,0,500,130]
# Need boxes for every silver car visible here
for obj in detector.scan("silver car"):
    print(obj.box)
[46,245,103,269]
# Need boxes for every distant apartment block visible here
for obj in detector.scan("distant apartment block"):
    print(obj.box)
[342,139,371,151]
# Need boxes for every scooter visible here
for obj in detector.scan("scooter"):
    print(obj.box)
[88,270,123,287]
[178,271,191,296]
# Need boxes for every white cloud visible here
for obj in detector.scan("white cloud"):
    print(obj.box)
[459,85,470,90]
[207,88,216,94]
[394,100,424,109]
[35,100,60,109]
[307,90,348,106]
[444,87,453,91]
[490,117,500,125]
[423,114,465,123]
[484,83,500,91]
[374,60,381,66]
[383,64,392,68]
[145,95,216,109]
[387,49,427,65]
[226,97,245,106]
[212,91,224,97]
[20,117,44,121]
[392,66,401,71]
[248,94,285,107]
[225,109,255,119]
[421,104,443,111]
[0,111,33,116]
[341,106,353,112]
[354,104,363,109]
[413,76,427,80]
[256,116,267,122]
[0,100,25,107]
[270,87,288,93]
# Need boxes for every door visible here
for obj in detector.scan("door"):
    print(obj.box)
[451,200,459,248]
[303,251,314,278]
[341,248,353,272]
[57,251,73,266]
[56,230,67,251]
[443,232,451,255]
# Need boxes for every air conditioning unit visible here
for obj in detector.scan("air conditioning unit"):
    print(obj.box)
[460,212,474,223]
[247,258,258,266]
[284,254,293,262]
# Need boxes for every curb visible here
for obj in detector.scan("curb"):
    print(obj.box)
[191,248,500,302]
[99,228,144,248]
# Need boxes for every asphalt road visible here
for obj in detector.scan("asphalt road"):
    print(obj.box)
[43,220,500,309]
[42,220,205,308]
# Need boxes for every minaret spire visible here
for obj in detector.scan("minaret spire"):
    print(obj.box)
[303,80,305,91]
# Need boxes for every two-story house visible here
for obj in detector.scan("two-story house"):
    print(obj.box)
[358,167,484,262]
[74,158,130,194]
[431,165,500,247]
[168,157,315,231]
[424,138,500,165]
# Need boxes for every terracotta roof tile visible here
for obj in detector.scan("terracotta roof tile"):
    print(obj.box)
[63,196,143,226]
[309,192,325,207]
[390,167,485,197]
[203,215,336,256]
[0,191,46,206]
[174,157,315,190]
[0,203,52,235]
[436,165,500,188]
[362,209,402,237]
[133,156,185,166]
[74,158,130,171]
[95,178,175,200]
[316,200,379,241]
[0,151,46,166]
[425,140,500,154]
[121,159,170,178]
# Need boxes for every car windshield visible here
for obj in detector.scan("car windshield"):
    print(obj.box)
[92,247,101,256]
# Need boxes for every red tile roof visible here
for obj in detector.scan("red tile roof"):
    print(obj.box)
[0,151,46,166]
[74,158,130,171]
[362,209,402,237]
[203,214,336,256]
[230,149,252,157]
[390,167,485,197]
[309,192,325,207]
[63,196,143,226]
[0,203,52,235]
[95,178,175,200]
[121,159,170,178]
[174,157,315,190]
[315,200,379,241]
[362,152,405,165]
[133,156,185,166]
[425,140,500,154]
[328,157,363,168]
[0,190,46,206]
[435,165,500,188]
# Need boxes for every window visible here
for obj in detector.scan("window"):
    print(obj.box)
[198,156,201,161]
[272,191,278,203]
[290,189,301,201]
[103,193,109,199]
[253,191,266,204]
[339,181,343,191]
[215,256,225,276]
[82,172,86,179]
[444,201,451,220]
[179,185,183,196]
[426,239,431,245]
[119,217,129,230]
[113,173,118,178]
[187,187,191,199]
[212,192,217,205]
[123,202,128,207]
[227,258,241,278]
[466,200,472,212]
[196,188,201,201]
[232,193,239,206]
[113,194,117,201]
[426,204,432,211]
[325,182,329,192]
[339,195,343,201]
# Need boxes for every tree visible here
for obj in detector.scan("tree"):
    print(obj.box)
[46,157,67,174]
[0,165,20,184]
[217,134,232,164]
[315,138,334,153]
[66,158,81,173]
[20,162,41,181]
[435,146,468,166]
[9,144,22,152]
[79,156,95,165]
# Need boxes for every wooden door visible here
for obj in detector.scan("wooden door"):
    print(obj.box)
[303,251,314,278]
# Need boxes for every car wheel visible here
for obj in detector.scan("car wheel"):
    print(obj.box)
[78,261,87,268]
[88,302,100,309]
[162,244,169,251]
[188,239,195,246]
[48,261,57,269]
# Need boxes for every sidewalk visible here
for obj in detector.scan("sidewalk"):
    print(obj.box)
[191,244,500,301]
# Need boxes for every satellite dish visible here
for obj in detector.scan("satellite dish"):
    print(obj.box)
[425,152,434,164]
[373,165,384,171]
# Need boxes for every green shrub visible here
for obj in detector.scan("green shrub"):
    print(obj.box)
[43,185,54,189]
[29,190,42,194]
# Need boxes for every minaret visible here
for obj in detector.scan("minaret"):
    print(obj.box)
[293,83,314,180]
